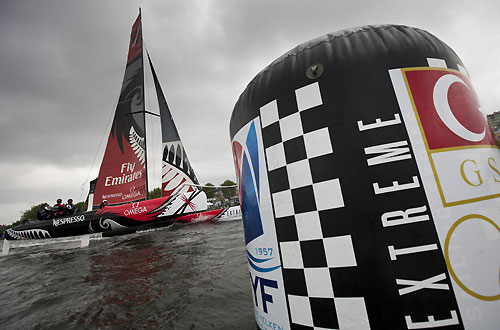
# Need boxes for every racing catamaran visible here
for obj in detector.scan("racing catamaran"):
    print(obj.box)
[4,10,225,241]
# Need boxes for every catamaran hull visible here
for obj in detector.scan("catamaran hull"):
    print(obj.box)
[4,191,214,240]
[172,208,226,224]
[5,216,93,240]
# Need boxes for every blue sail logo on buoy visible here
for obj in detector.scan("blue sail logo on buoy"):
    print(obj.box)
[233,117,286,324]
[233,121,264,245]
[233,120,282,272]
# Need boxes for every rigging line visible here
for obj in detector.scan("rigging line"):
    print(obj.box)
[145,41,170,192]
[143,43,176,124]
[142,40,161,192]
[196,173,208,186]
[146,112,161,191]
[143,41,152,115]
[183,183,238,188]
[128,110,160,117]
[78,96,120,202]
[154,115,162,189]
[142,42,161,116]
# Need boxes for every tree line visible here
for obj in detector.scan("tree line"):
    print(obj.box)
[200,180,237,199]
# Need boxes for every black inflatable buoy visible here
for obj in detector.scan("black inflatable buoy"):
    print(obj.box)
[231,25,499,329]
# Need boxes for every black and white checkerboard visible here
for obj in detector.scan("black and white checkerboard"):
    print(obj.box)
[259,82,370,330]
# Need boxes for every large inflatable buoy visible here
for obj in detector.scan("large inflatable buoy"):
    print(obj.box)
[230,25,500,330]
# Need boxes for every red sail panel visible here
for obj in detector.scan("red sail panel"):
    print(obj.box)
[127,15,143,64]
[93,13,146,207]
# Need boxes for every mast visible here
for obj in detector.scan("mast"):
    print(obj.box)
[139,8,149,200]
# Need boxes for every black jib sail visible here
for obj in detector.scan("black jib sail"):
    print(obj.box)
[146,52,200,197]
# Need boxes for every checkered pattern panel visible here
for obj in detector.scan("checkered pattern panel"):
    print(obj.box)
[260,82,370,330]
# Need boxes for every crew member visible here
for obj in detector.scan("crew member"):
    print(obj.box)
[53,199,65,217]
[37,203,51,220]
[66,199,76,215]
[99,199,108,209]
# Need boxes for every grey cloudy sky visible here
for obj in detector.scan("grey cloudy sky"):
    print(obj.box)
[1,0,499,225]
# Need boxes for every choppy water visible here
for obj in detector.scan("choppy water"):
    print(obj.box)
[0,220,256,329]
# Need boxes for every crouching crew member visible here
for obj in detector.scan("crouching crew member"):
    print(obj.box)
[66,198,76,215]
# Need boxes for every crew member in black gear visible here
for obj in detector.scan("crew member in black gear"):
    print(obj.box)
[53,199,65,218]
[66,199,76,215]
[37,203,51,220]
[99,199,108,209]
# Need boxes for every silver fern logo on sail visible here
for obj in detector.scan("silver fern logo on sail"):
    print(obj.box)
[130,126,145,165]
